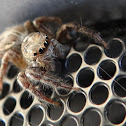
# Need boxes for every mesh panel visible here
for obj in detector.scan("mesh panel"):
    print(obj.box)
[0,21,126,126]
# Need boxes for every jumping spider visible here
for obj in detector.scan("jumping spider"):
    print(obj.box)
[0,16,107,105]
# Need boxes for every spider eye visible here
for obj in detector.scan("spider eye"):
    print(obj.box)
[46,35,48,39]
[44,40,49,47]
[33,52,37,56]
[39,48,44,54]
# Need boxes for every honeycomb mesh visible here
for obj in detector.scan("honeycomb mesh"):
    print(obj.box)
[0,22,126,126]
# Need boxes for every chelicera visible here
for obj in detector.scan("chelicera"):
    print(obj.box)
[0,16,107,105]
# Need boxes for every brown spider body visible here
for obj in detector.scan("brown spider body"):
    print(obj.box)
[0,16,107,105]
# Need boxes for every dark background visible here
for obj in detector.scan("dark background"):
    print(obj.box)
[0,0,126,33]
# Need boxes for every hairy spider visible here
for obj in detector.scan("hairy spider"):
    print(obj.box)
[0,16,107,105]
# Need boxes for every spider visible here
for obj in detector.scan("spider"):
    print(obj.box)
[0,16,107,105]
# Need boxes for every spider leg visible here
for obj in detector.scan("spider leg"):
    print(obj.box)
[0,53,8,93]
[41,72,80,91]
[0,49,26,93]
[24,20,37,33]
[33,16,63,38]
[25,67,80,91]
[17,71,60,106]
[56,23,108,48]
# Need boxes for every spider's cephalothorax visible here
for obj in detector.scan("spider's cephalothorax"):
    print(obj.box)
[22,32,66,71]
[0,16,107,105]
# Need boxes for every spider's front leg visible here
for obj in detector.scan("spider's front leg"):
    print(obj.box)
[0,50,26,93]
[17,67,80,105]
[17,71,60,106]
[56,23,108,48]
[24,67,80,92]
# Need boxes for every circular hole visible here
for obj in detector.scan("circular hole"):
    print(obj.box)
[28,106,44,126]
[105,39,123,58]
[61,116,78,126]
[9,112,24,126]
[0,119,5,126]
[68,92,86,113]
[7,65,19,79]
[56,75,73,96]
[13,79,22,93]
[54,59,63,75]
[63,44,71,56]
[3,97,16,115]
[119,52,126,71]
[39,85,53,98]
[0,82,10,99]
[105,100,126,124]
[97,60,116,80]
[47,100,64,120]
[90,83,109,105]
[65,53,82,73]
[112,76,126,97]
[20,91,33,109]
[82,109,101,126]
[84,46,102,65]
[76,67,94,88]
[73,35,90,52]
